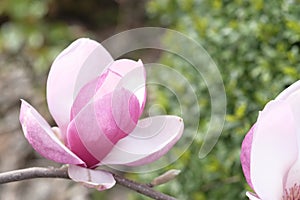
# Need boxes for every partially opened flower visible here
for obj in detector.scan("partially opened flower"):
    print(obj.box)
[20,38,184,190]
[241,81,300,199]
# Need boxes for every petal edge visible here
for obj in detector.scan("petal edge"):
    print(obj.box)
[68,165,116,191]
[20,100,85,166]
[102,115,184,166]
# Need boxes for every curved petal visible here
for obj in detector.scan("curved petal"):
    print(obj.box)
[19,100,85,166]
[101,115,184,166]
[47,38,113,138]
[240,124,255,189]
[250,100,298,199]
[285,159,300,190]
[275,80,300,100]
[285,89,300,127]
[71,59,146,121]
[246,192,261,200]
[108,59,146,113]
[70,72,108,120]
[67,88,140,167]
[68,165,115,191]
[70,69,120,120]
[282,89,300,188]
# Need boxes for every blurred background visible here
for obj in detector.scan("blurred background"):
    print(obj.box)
[0,0,300,199]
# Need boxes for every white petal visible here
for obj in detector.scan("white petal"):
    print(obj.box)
[109,59,146,111]
[275,80,300,100]
[282,89,300,188]
[68,165,116,191]
[47,38,113,136]
[250,100,298,199]
[102,115,184,166]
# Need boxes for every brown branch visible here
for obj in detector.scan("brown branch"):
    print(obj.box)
[0,167,176,200]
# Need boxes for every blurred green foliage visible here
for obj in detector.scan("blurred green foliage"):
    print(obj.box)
[0,0,74,76]
[146,0,300,199]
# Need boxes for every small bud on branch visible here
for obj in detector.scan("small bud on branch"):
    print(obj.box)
[150,169,181,187]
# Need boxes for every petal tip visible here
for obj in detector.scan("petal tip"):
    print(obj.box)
[19,99,32,127]
[137,59,143,65]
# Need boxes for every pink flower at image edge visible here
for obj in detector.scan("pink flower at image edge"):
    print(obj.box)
[19,38,184,190]
[241,81,300,199]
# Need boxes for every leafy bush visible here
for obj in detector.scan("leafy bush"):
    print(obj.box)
[145,0,300,199]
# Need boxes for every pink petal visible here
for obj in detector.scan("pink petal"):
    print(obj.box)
[47,38,113,139]
[68,165,115,191]
[70,69,120,120]
[281,89,300,188]
[67,88,140,167]
[19,100,84,166]
[240,124,255,189]
[275,80,300,100]
[285,159,300,190]
[70,59,146,121]
[113,59,146,116]
[102,115,184,166]
[285,89,300,126]
[70,72,108,120]
[250,100,298,199]
[108,59,146,113]
[108,61,146,133]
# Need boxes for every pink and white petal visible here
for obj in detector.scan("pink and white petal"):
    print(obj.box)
[285,89,300,125]
[19,100,85,166]
[283,89,300,188]
[67,88,140,167]
[240,124,255,189]
[108,59,146,114]
[67,100,113,167]
[285,158,300,190]
[70,72,108,120]
[246,192,261,200]
[101,115,184,166]
[71,59,146,122]
[70,70,120,120]
[47,38,113,137]
[250,100,298,199]
[68,165,115,191]
[94,60,146,133]
[275,80,300,100]
[75,59,145,108]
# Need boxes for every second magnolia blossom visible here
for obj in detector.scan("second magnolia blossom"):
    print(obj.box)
[241,81,300,199]
[20,38,184,190]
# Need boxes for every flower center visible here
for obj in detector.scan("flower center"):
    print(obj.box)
[282,184,300,200]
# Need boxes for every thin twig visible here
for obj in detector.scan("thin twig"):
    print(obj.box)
[0,167,176,200]
[112,172,176,200]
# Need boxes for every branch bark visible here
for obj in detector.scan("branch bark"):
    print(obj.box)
[0,167,176,200]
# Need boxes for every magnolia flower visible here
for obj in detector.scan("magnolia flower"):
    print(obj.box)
[241,81,300,200]
[20,38,184,190]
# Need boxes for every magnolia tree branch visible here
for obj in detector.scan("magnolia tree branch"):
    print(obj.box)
[0,167,176,200]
